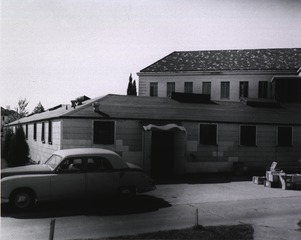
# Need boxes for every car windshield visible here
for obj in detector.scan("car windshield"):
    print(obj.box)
[45,154,63,169]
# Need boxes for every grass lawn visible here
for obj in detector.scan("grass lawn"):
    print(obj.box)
[100,224,254,240]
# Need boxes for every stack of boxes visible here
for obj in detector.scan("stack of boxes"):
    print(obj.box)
[253,162,301,190]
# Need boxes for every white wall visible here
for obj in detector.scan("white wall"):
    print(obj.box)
[139,72,274,101]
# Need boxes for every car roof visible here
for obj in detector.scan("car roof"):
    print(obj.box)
[53,148,119,158]
[52,148,128,169]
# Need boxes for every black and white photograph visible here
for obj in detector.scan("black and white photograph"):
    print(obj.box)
[1,0,301,239]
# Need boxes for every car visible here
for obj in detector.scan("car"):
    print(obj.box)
[1,148,156,209]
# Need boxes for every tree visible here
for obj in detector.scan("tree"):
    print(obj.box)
[32,102,45,114]
[6,124,30,167]
[127,73,137,96]
[15,98,29,118]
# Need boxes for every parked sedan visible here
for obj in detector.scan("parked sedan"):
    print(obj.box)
[1,148,156,209]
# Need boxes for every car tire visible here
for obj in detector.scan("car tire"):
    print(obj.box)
[118,186,136,201]
[10,189,36,210]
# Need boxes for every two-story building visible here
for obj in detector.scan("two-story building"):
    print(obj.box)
[138,48,301,102]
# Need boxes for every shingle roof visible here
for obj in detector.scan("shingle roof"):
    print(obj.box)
[7,94,301,126]
[140,48,301,72]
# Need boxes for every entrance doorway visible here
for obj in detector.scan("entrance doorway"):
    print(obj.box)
[151,131,175,178]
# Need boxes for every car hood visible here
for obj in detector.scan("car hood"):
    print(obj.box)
[1,164,53,179]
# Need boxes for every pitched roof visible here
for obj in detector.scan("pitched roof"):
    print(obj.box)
[7,94,301,126]
[140,48,301,73]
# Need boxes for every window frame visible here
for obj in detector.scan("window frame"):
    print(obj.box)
[199,123,218,146]
[240,125,257,146]
[150,82,158,97]
[239,81,249,98]
[184,82,193,93]
[93,120,115,145]
[277,126,293,147]
[166,82,175,97]
[220,81,230,99]
[41,122,45,143]
[258,81,268,98]
[202,82,211,96]
[33,123,37,141]
[48,121,52,144]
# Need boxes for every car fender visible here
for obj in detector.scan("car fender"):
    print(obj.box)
[1,174,52,202]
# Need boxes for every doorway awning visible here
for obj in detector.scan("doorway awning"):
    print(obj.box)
[143,123,186,132]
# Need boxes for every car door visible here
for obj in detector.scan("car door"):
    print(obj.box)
[86,156,120,198]
[50,157,86,200]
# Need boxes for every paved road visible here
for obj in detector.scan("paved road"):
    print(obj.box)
[1,181,301,240]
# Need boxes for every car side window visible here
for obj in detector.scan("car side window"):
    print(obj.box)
[87,156,112,172]
[57,158,84,173]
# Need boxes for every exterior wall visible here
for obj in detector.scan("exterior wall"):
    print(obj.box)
[61,118,144,167]
[184,122,301,173]
[138,72,275,101]
[25,120,61,163]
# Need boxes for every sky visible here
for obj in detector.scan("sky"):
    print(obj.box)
[1,0,301,113]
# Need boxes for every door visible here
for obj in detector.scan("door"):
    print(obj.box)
[86,156,120,197]
[50,158,86,200]
[151,131,175,178]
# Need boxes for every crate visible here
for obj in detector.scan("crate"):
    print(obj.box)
[264,180,280,188]
[252,176,266,185]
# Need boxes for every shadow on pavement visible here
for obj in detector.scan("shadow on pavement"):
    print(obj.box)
[1,194,171,219]
[154,173,253,185]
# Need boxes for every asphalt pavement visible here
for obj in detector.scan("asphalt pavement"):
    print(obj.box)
[1,179,301,240]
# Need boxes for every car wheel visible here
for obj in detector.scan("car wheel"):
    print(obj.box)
[10,189,35,210]
[118,186,136,201]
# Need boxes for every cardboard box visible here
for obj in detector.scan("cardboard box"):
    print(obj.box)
[264,180,280,188]
[252,176,266,185]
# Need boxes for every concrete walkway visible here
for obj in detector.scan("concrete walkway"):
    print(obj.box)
[1,181,301,239]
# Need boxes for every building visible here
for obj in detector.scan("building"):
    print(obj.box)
[138,48,301,102]
[6,94,301,177]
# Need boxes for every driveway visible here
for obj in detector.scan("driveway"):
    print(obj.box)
[1,179,301,240]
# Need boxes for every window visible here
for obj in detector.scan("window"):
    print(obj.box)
[41,122,45,143]
[25,124,28,139]
[258,81,268,98]
[277,126,292,146]
[93,121,115,145]
[87,157,113,171]
[150,82,158,97]
[184,82,193,93]
[199,124,217,145]
[220,82,230,99]
[239,81,249,98]
[167,82,175,97]
[48,121,52,144]
[58,158,84,172]
[202,82,211,96]
[240,125,256,146]
[33,123,37,140]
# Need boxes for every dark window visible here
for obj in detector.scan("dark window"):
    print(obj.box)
[150,82,158,97]
[48,121,52,144]
[199,124,217,145]
[58,158,84,172]
[41,122,45,143]
[33,123,37,140]
[25,124,28,139]
[87,157,113,171]
[184,82,193,93]
[221,82,230,99]
[258,81,268,98]
[277,126,292,146]
[239,81,249,98]
[167,82,175,97]
[93,121,115,145]
[240,125,256,146]
[202,82,211,96]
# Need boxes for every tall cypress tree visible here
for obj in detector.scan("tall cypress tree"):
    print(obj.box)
[127,74,133,95]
